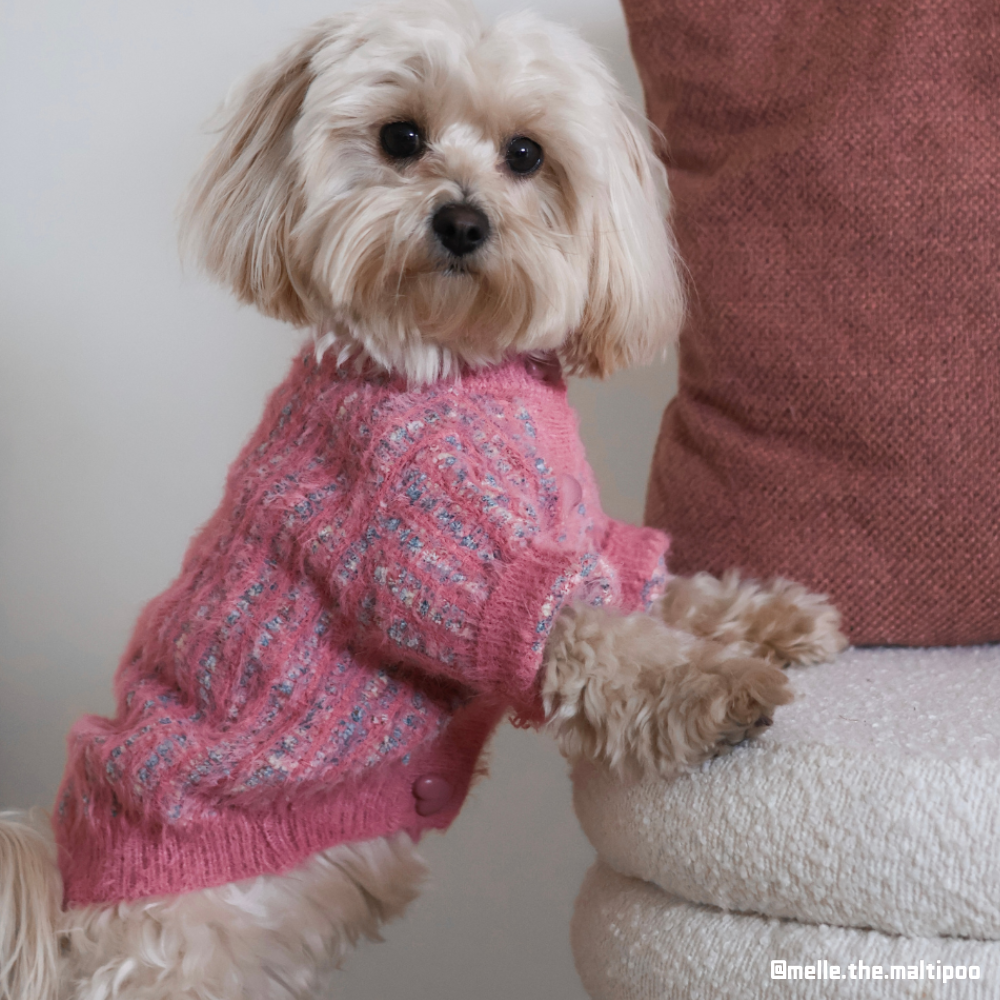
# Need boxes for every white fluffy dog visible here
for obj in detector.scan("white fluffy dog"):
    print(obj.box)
[0,3,844,998]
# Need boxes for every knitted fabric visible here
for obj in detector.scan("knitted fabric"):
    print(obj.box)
[628,0,1000,644]
[54,351,669,907]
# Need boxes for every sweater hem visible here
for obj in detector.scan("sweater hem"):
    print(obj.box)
[57,700,504,907]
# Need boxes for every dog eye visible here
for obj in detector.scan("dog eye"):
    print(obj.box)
[380,121,425,160]
[504,136,543,175]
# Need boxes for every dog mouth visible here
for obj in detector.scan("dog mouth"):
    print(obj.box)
[441,261,476,276]
[401,256,479,280]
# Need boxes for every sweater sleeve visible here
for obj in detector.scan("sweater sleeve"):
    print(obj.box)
[598,520,671,613]
[305,428,590,719]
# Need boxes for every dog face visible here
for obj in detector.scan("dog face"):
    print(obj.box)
[183,0,684,382]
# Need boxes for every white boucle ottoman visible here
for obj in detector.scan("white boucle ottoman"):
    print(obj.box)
[571,646,1000,998]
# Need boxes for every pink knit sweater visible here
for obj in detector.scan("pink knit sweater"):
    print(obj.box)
[54,351,668,906]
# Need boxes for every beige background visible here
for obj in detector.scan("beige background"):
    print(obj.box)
[0,2,677,996]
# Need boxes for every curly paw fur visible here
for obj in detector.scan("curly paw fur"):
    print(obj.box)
[542,604,792,778]
[656,571,848,666]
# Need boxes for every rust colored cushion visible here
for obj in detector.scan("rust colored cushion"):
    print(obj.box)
[629,0,1000,645]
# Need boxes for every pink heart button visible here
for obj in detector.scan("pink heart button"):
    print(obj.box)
[412,776,453,816]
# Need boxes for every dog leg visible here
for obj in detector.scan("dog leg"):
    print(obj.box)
[656,571,848,667]
[0,811,62,1000]
[541,604,792,778]
[62,836,427,1000]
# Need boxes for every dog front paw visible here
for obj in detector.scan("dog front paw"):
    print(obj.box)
[542,604,794,780]
[662,652,793,769]
[657,572,848,667]
[751,580,848,666]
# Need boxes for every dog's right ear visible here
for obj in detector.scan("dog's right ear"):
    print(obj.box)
[180,25,331,325]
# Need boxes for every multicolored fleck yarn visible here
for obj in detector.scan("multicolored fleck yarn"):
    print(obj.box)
[54,351,669,906]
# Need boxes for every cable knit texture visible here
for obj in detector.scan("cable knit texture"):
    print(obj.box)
[54,350,668,907]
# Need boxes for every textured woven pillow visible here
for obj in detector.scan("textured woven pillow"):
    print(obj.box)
[627,0,1000,644]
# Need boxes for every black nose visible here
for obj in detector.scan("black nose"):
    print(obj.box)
[432,202,490,257]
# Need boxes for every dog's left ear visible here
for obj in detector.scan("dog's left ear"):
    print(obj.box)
[180,24,333,326]
[564,103,685,377]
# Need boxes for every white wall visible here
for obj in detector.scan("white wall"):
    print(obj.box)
[0,3,676,997]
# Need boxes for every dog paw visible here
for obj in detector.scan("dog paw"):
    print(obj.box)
[669,654,793,768]
[655,571,848,667]
[542,604,796,780]
[753,580,848,666]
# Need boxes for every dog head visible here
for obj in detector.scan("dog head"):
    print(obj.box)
[182,0,684,382]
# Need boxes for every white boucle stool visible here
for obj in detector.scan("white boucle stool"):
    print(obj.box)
[570,646,1000,999]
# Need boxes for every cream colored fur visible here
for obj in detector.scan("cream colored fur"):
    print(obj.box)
[180,0,685,383]
[542,604,792,780]
[0,827,424,1000]
[657,571,848,666]
[0,1,847,996]
[539,576,846,780]
[60,835,425,1000]
[0,813,61,1000]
